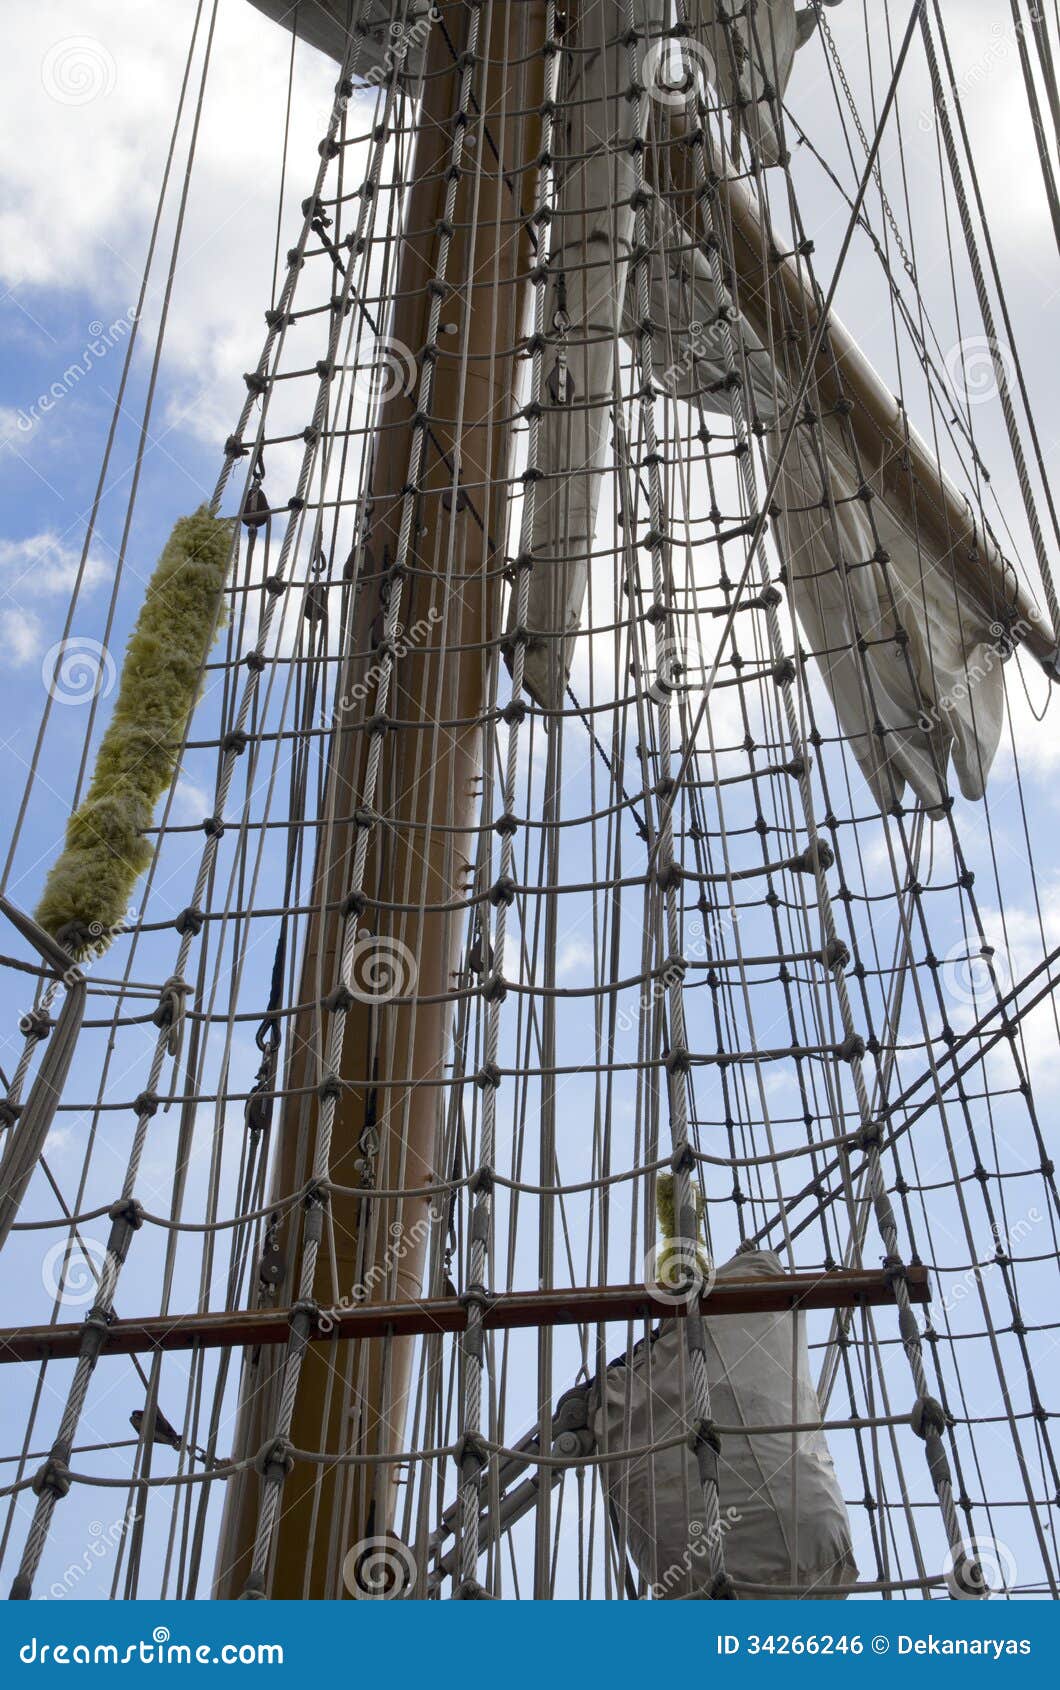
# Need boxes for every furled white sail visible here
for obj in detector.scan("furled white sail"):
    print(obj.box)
[595,1252,859,1598]
[698,0,823,164]
[773,421,1009,810]
[519,0,1014,813]
[508,0,647,708]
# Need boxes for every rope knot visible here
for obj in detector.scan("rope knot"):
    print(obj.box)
[911,1394,947,1440]
[31,1454,72,1501]
[153,975,189,1060]
[255,1436,295,1482]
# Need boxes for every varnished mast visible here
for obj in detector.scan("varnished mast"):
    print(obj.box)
[216,0,548,1598]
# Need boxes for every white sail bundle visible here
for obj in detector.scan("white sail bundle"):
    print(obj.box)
[519,0,1014,812]
[773,420,1009,810]
[509,0,648,704]
[595,1253,858,1598]
[696,0,824,164]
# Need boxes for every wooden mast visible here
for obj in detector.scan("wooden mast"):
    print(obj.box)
[215,0,547,1598]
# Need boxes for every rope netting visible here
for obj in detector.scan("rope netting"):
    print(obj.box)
[1,0,1059,1600]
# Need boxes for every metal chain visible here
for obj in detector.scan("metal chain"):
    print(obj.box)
[815,0,919,284]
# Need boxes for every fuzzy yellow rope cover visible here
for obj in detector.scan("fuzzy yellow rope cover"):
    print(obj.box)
[655,1172,709,1280]
[35,507,233,955]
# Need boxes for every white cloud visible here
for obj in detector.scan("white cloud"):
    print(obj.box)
[996,658,1060,778]
[557,935,594,980]
[0,607,45,666]
[0,531,111,600]
[172,776,212,823]
[0,0,340,507]
[0,533,112,669]
[0,408,28,446]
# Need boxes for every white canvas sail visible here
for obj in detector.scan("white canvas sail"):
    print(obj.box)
[517,0,1018,812]
[595,1253,858,1598]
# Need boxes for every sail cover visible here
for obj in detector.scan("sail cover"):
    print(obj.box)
[595,1252,858,1598]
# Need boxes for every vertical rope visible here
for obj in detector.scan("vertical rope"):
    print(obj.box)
[456,0,560,1600]
[623,0,732,1595]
